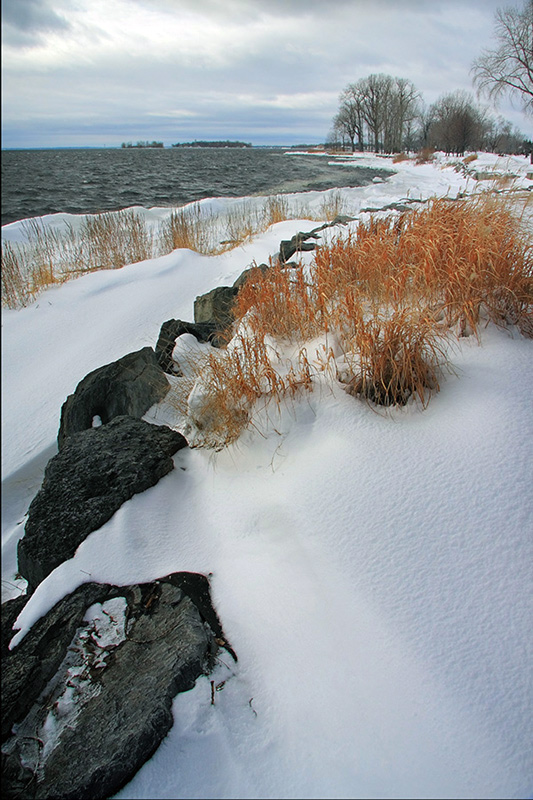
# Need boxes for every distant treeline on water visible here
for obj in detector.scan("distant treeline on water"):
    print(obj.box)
[171,140,252,148]
[121,141,164,148]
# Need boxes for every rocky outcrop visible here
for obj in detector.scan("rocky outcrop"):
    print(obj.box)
[1,572,234,800]
[279,230,321,264]
[232,262,270,290]
[155,319,221,372]
[18,417,188,593]
[58,347,170,448]
[193,285,238,330]
[2,582,112,743]
[156,267,274,372]
[277,216,361,265]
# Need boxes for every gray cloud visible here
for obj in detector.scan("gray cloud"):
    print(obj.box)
[1,0,530,148]
[2,0,71,46]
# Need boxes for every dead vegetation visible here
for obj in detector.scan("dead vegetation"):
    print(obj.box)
[182,191,532,445]
[1,195,329,308]
[3,187,531,447]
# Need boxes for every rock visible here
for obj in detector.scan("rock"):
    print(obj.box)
[155,319,221,373]
[1,582,111,743]
[232,262,269,290]
[18,417,188,593]
[1,572,233,800]
[58,347,170,449]
[330,214,357,225]
[193,285,239,330]
[279,231,321,263]
[360,201,416,214]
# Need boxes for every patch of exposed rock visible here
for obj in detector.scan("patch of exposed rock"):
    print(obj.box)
[1,573,234,800]
[18,417,187,593]
[193,285,239,330]
[58,347,170,448]
[155,319,221,372]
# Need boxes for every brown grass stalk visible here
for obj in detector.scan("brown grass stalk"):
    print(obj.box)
[233,262,323,343]
[343,306,449,407]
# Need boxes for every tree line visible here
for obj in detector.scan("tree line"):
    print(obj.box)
[121,141,164,148]
[171,140,252,148]
[329,79,529,157]
[329,0,532,157]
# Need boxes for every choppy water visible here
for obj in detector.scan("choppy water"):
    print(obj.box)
[1,147,393,226]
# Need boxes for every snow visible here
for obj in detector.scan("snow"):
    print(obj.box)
[2,152,533,799]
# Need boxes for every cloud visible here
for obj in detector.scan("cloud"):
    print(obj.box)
[2,0,71,46]
[1,0,530,148]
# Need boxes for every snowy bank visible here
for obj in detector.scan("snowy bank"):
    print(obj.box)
[2,153,533,799]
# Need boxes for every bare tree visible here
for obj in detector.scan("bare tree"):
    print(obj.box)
[334,84,365,152]
[428,91,488,155]
[416,105,436,149]
[385,77,421,152]
[359,74,391,153]
[483,114,525,152]
[332,74,420,154]
[472,0,533,116]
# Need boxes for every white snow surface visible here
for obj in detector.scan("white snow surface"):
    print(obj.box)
[2,152,533,799]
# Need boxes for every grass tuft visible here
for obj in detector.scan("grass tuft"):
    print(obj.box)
[415,147,436,165]
[342,306,450,407]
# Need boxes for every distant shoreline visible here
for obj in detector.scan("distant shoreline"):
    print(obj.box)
[1,143,325,152]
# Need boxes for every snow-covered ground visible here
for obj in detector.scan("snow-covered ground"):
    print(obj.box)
[2,152,533,799]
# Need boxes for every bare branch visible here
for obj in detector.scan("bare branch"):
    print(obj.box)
[472,0,533,116]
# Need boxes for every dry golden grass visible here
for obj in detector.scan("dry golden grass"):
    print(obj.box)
[343,306,449,407]
[392,152,410,163]
[1,210,154,307]
[181,332,315,446]
[1,241,33,308]
[158,204,218,254]
[264,195,291,226]
[187,191,531,438]
[415,147,436,165]
[4,189,531,443]
[2,197,306,308]
[233,262,323,343]
[317,190,349,222]
[78,210,154,270]
[1,191,356,310]
[312,194,533,340]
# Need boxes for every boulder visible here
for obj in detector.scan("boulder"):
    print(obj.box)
[18,417,188,593]
[279,230,321,264]
[232,262,269,290]
[1,572,233,800]
[330,214,357,225]
[193,285,238,330]
[155,319,221,373]
[1,582,112,743]
[58,347,170,449]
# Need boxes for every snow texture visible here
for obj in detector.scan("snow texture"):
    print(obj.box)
[2,152,533,799]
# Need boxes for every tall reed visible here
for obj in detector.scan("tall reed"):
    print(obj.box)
[189,191,532,442]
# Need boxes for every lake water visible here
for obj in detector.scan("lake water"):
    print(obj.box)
[1,148,393,226]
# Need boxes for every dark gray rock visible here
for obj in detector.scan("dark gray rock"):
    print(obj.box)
[0,595,26,662]
[18,417,188,593]
[58,347,170,449]
[360,201,414,214]
[1,573,233,800]
[155,319,221,373]
[1,582,111,743]
[330,214,358,225]
[279,231,321,263]
[232,263,269,290]
[193,285,238,330]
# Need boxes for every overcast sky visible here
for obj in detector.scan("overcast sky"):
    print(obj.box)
[2,0,532,148]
